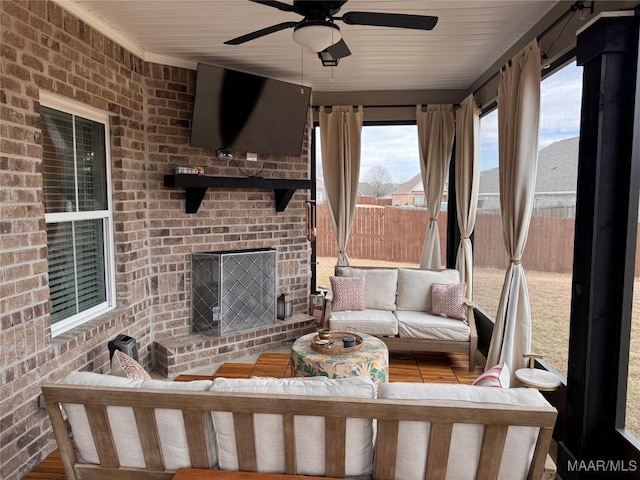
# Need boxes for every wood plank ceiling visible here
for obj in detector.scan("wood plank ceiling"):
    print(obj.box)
[57,0,559,92]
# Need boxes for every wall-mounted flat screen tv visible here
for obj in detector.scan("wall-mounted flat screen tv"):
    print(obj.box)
[190,63,312,157]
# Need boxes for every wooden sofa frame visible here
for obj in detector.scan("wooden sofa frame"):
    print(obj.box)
[325,266,478,371]
[41,383,557,480]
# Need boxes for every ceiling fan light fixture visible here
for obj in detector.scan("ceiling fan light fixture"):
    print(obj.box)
[319,50,339,67]
[292,21,341,53]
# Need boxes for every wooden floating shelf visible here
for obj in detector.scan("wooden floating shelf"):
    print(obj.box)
[164,174,312,213]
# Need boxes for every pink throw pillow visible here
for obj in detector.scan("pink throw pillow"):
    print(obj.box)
[330,276,365,312]
[472,362,510,388]
[431,282,467,321]
[111,350,151,380]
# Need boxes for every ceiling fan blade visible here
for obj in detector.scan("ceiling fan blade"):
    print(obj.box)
[325,38,351,59]
[224,22,298,45]
[250,0,298,13]
[341,11,438,30]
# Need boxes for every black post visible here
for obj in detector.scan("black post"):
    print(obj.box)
[557,14,640,479]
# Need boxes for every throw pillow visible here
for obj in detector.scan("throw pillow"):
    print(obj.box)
[111,350,151,380]
[431,282,467,321]
[472,362,510,388]
[330,276,365,312]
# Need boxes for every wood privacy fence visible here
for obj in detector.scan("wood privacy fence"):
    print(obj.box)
[316,204,640,275]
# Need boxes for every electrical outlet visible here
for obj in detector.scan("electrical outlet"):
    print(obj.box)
[247,152,258,162]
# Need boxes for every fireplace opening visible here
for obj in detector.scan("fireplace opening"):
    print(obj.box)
[191,248,277,336]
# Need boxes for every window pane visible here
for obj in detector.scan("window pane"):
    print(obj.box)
[475,109,506,317]
[47,221,76,322]
[46,219,106,323]
[528,62,582,378]
[42,107,76,213]
[75,219,106,311]
[315,124,442,288]
[75,116,108,211]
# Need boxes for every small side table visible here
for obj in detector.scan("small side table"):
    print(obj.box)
[515,368,561,391]
[515,353,561,391]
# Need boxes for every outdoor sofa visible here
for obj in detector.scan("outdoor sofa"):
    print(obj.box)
[41,373,557,480]
[325,266,478,371]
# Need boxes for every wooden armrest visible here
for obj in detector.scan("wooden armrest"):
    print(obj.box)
[463,299,477,309]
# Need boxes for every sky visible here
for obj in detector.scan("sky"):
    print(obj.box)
[316,62,583,184]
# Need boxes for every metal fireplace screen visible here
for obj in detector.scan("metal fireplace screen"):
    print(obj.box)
[191,248,277,335]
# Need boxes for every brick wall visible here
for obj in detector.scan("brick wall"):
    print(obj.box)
[0,1,311,478]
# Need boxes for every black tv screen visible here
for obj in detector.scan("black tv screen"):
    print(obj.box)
[190,63,312,157]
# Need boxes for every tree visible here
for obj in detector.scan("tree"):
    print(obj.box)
[362,165,394,198]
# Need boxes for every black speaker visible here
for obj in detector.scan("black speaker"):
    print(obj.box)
[108,334,138,361]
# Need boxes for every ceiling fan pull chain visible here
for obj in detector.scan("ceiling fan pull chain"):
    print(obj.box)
[300,45,305,93]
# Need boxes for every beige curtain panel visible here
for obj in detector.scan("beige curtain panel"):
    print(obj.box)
[416,104,455,270]
[486,40,541,380]
[454,95,480,300]
[319,105,364,266]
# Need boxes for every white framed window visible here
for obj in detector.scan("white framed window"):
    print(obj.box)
[40,92,115,336]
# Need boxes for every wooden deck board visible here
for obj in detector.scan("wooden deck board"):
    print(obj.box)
[28,351,479,479]
[212,363,255,379]
[23,450,66,480]
[249,353,291,378]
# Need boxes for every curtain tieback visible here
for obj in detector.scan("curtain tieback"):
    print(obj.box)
[429,218,437,224]
[512,259,522,265]
[461,236,470,240]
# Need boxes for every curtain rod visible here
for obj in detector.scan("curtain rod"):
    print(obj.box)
[311,103,459,111]
[471,0,587,97]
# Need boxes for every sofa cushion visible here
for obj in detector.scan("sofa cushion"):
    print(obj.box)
[110,350,151,380]
[379,383,552,480]
[396,310,470,341]
[472,362,511,388]
[329,309,399,336]
[396,268,461,312]
[210,376,376,477]
[330,276,366,312]
[60,372,216,470]
[336,267,398,311]
[431,282,467,321]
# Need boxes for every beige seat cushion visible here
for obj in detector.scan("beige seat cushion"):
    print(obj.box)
[379,383,552,480]
[60,371,216,470]
[329,309,399,336]
[209,376,376,477]
[396,310,470,341]
[396,268,461,312]
[336,267,398,311]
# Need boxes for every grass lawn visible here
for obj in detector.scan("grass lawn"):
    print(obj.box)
[317,257,640,438]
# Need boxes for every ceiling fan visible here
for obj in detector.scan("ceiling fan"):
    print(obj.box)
[224,0,438,66]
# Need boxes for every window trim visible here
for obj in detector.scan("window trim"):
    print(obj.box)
[40,91,116,337]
